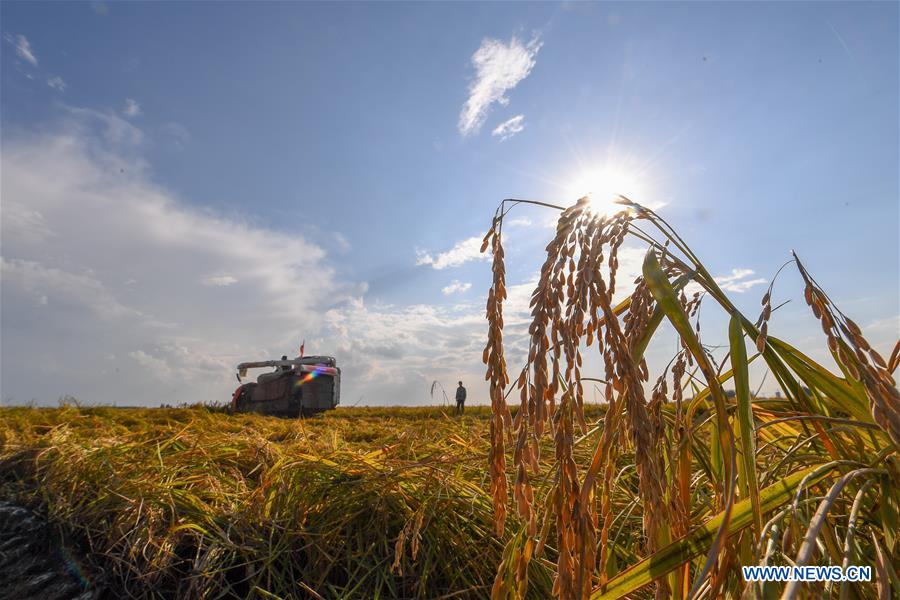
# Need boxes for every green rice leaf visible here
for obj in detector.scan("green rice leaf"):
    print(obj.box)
[590,464,833,600]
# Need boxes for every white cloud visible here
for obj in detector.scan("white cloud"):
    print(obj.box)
[67,105,144,146]
[506,216,532,228]
[201,275,238,287]
[682,267,766,296]
[416,236,488,270]
[128,342,230,382]
[0,112,344,405]
[2,202,56,244]
[321,298,487,402]
[164,122,190,146]
[1,258,151,323]
[47,76,66,91]
[334,232,351,253]
[714,268,766,293]
[0,108,497,407]
[5,33,38,66]
[129,350,175,380]
[864,315,899,334]
[123,98,142,117]
[541,215,559,228]
[491,114,526,141]
[442,280,472,295]
[458,35,541,136]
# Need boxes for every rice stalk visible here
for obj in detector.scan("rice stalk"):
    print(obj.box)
[481,195,899,600]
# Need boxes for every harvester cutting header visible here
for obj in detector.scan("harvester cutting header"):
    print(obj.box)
[232,347,341,417]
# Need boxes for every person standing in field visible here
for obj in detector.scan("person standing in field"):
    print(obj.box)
[455,381,466,415]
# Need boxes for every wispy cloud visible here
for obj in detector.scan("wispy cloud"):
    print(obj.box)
[458,35,541,136]
[201,275,238,287]
[1,107,499,406]
[91,1,110,16]
[334,232,351,253]
[864,315,899,334]
[67,105,144,146]
[46,76,66,91]
[442,280,472,295]
[416,236,488,270]
[826,21,855,62]
[3,202,55,244]
[714,268,767,293]
[491,114,526,141]
[123,98,142,117]
[164,122,190,146]
[506,216,532,227]
[5,33,38,66]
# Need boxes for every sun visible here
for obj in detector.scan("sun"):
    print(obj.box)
[568,166,643,216]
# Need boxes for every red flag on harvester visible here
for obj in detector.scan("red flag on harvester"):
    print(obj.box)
[299,340,305,358]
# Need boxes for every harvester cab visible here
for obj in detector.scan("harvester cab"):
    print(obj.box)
[232,355,340,417]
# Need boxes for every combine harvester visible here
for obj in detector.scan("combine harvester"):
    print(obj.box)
[232,351,341,418]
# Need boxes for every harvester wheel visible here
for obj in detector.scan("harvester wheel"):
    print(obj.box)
[235,383,256,412]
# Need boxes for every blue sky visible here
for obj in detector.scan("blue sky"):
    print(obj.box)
[2,1,897,406]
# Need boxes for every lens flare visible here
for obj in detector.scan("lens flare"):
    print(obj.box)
[294,366,327,387]
[59,545,92,592]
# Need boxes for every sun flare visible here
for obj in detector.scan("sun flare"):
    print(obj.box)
[568,166,644,215]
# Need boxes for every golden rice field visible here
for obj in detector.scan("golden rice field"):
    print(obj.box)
[0,405,595,599]
[2,198,899,600]
[0,391,894,600]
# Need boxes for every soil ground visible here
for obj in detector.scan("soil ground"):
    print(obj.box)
[0,501,97,600]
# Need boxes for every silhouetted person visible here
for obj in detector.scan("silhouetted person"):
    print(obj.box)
[279,355,290,371]
[455,381,466,415]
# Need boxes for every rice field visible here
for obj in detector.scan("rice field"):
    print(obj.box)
[1,197,898,599]
[0,405,600,599]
